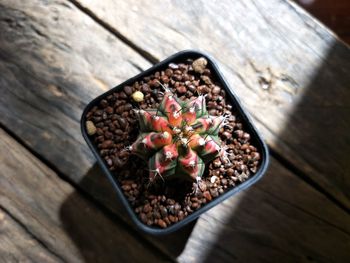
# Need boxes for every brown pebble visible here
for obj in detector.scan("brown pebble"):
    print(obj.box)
[113,156,124,168]
[222,131,232,140]
[210,188,219,198]
[121,184,131,191]
[105,106,114,114]
[123,86,133,95]
[203,191,212,201]
[243,132,251,141]
[235,130,244,138]
[164,217,171,225]
[158,219,167,228]
[191,202,199,209]
[143,204,152,213]
[160,206,168,217]
[226,168,234,176]
[251,152,261,160]
[100,99,108,108]
[101,140,113,149]
[212,86,221,95]
[169,215,176,223]
[178,211,185,220]
[140,213,147,223]
[198,180,207,192]
[176,86,187,94]
[116,116,127,128]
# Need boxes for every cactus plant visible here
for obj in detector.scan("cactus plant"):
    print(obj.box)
[130,86,228,183]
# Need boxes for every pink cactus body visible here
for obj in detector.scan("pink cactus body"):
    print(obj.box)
[131,91,226,182]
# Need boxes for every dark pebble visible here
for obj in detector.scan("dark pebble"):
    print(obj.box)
[123,86,133,95]
[101,140,113,149]
[140,213,147,223]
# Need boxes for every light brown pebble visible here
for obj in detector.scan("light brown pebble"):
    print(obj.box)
[192,57,207,73]
[158,219,167,228]
[203,191,212,201]
[131,91,144,102]
[86,121,96,135]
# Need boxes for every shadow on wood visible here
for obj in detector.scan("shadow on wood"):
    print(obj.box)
[59,163,195,262]
[192,42,350,263]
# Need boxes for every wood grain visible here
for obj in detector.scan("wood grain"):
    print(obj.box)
[74,0,350,209]
[0,128,170,262]
[0,208,62,263]
[0,0,150,214]
[1,0,350,262]
[177,157,350,262]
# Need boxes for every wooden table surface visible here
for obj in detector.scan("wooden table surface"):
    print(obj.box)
[1,0,349,262]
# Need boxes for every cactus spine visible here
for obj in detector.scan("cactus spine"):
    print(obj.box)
[130,87,226,183]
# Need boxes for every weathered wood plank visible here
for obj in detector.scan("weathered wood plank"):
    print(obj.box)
[0,208,62,263]
[1,0,350,261]
[0,0,150,218]
[177,157,350,263]
[0,128,170,262]
[74,0,350,208]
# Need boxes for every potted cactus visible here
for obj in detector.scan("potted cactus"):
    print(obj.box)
[81,50,269,234]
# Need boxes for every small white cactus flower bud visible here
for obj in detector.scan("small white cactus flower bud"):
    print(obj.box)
[198,138,206,146]
[131,91,144,102]
[173,111,180,119]
[173,127,181,134]
[188,160,196,168]
[162,131,170,139]
[165,151,173,159]
[181,138,188,145]
[185,126,193,133]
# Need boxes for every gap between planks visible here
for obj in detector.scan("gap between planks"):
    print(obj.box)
[0,205,67,263]
[0,123,176,263]
[66,0,350,215]
[68,0,158,64]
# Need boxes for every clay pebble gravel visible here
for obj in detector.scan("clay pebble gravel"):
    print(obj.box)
[85,57,261,229]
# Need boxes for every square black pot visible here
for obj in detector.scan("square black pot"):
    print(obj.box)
[81,50,269,235]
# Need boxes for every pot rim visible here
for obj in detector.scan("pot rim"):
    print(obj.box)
[81,50,270,235]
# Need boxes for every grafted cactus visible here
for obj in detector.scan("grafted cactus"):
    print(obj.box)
[130,87,227,183]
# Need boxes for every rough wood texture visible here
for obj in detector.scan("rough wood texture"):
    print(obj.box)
[0,208,62,263]
[1,0,350,262]
[0,0,150,216]
[75,0,350,209]
[177,158,350,262]
[0,128,170,262]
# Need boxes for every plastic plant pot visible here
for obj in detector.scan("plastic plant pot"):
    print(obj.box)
[81,50,269,235]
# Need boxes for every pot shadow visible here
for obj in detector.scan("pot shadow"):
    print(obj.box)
[191,40,350,262]
[59,162,195,262]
